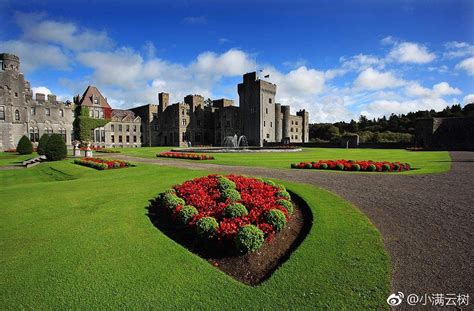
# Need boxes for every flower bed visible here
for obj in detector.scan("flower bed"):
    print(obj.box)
[157,151,214,160]
[291,159,411,172]
[74,157,132,170]
[79,146,104,151]
[158,175,294,253]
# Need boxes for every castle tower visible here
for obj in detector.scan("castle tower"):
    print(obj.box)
[297,109,309,143]
[275,103,282,142]
[0,53,20,72]
[238,72,276,146]
[158,92,169,112]
[184,94,204,112]
[281,105,291,142]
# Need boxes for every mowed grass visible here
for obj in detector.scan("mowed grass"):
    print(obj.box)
[0,152,39,167]
[1,159,390,309]
[117,146,451,174]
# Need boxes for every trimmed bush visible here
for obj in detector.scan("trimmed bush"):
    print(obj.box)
[265,209,287,232]
[276,190,291,200]
[217,176,236,190]
[290,163,297,168]
[336,163,344,170]
[44,134,67,161]
[367,164,376,172]
[305,163,312,169]
[382,164,391,171]
[235,225,264,253]
[320,163,328,169]
[352,164,361,171]
[393,164,400,171]
[178,205,198,224]
[163,188,176,195]
[196,217,219,238]
[17,135,33,155]
[263,179,276,187]
[224,203,248,218]
[221,189,241,202]
[163,193,185,209]
[37,134,50,155]
[277,184,286,192]
[276,199,294,215]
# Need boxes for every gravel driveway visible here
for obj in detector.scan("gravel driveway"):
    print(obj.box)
[111,152,474,296]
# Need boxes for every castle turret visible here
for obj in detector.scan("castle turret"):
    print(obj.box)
[275,103,282,142]
[281,105,291,141]
[0,53,20,72]
[158,92,169,112]
[297,109,309,143]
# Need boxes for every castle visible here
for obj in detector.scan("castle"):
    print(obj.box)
[0,53,309,150]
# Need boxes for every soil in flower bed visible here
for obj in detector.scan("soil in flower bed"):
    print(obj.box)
[291,159,411,172]
[157,151,214,160]
[146,190,312,286]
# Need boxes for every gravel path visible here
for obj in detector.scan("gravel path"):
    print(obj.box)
[111,151,473,296]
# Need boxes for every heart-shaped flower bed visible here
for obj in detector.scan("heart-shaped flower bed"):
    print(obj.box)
[147,174,311,285]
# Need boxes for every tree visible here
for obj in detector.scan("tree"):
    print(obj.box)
[17,135,33,155]
[45,134,67,161]
[37,134,50,155]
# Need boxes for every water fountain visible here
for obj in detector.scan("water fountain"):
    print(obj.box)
[222,134,249,148]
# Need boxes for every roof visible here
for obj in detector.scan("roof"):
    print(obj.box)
[111,109,140,122]
[78,86,111,109]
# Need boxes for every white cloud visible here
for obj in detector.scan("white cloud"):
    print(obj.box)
[354,68,406,90]
[0,40,70,72]
[464,94,474,104]
[444,41,474,59]
[361,97,456,117]
[192,49,256,77]
[388,42,436,64]
[340,54,385,71]
[455,57,474,75]
[380,36,397,45]
[15,12,113,51]
[31,86,52,96]
[405,82,461,98]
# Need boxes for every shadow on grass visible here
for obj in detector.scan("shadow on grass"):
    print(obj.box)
[145,190,313,286]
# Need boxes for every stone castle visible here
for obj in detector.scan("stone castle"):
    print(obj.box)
[0,53,309,150]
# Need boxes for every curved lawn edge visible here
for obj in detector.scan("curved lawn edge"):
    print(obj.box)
[251,180,391,309]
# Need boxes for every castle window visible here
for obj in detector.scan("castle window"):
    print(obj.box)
[31,107,36,116]
[34,127,39,142]
[29,128,34,141]
[0,106,5,120]
[15,92,18,97]
[133,136,137,143]
[270,122,272,127]
[111,135,115,143]
[269,98,272,104]
[291,128,293,132]
[119,136,123,143]
[295,135,298,140]
[264,121,266,127]
[15,109,20,121]
[182,110,185,116]
[133,125,137,132]
[95,110,99,118]
[111,124,115,131]
[61,129,67,142]
[126,125,130,132]
[60,109,64,117]
[266,133,270,139]
[291,121,294,125]
[119,124,122,132]
[296,121,298,125]
[45,108,50,117]
[101,129,105,142]
[266,108,268,114]
[226,121,230,127]
[182,132,186,142]
[99,110,104,118]
[182,119,187,126]
[296,128,298,132]
[126,136,130,143]
[93,97,99,105]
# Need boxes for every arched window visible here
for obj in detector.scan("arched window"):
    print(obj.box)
[14,109,20,121]
[29,127,34,141]
[34,127,39,142]
[60,109,64,117]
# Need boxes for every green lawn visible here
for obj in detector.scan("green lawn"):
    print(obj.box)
[1,158,390,309]
[117,147,451,174]
[0,152,39,167]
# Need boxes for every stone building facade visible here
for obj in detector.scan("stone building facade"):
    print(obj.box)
[0,53,73,151]
[73,86,142,148]
[132,72,309,147]
[415,116,474,150]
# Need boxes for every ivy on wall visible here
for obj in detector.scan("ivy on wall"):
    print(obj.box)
[73,106,110,143]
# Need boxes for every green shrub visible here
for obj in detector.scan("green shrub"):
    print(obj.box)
[382,164,391,171]
[393,164,400,171]
[265,209,287,232]
[336,163,344,170]
[196,217,219,238]
[290,163,297,168]
[305,163,312,169]
[235,225,264,252]
[263,179,276,187]
[352,164,361,171]
[178,205,198,224]
[276,190,291,200]
[17,135,33,155]
[277,184,286,192]
[319,163,328,169]
[367,164,376,172]
[217,176,236,190]
[224,203,248,218]
[163,188,176,195]
[276,199,294,215]
[44,134,67,161]
[221,189,241,202]
[163,193,185,209]
[37,134,50,155]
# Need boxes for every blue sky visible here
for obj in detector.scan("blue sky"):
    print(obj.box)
[1,0,473,122]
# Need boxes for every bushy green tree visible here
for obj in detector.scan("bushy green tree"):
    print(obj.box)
[37,134,50,155]
[17,135,33,155]
[44,134,67,161]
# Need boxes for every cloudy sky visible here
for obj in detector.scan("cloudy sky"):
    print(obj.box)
[1,0,473,122]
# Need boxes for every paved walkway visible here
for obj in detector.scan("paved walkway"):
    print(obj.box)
[111,152,473,295]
